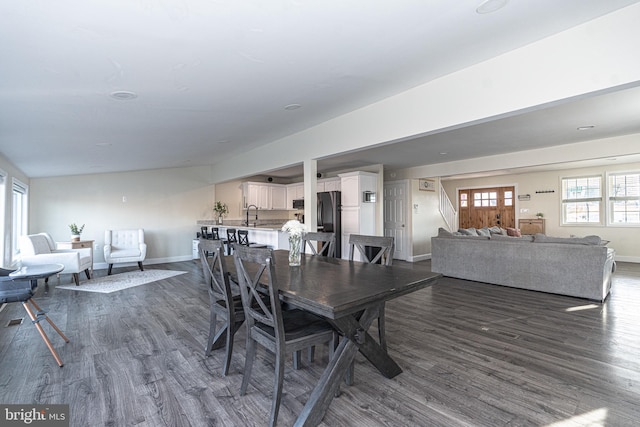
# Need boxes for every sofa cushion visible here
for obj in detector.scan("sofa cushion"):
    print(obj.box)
[534,234,602,245]
[491,234,534,242]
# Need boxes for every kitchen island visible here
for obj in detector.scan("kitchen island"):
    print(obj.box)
[194,223,290,257]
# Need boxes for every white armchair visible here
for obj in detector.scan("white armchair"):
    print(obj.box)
[104,229,147,275]
[19,233,92,286]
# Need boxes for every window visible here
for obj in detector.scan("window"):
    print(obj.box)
[609,172,640,225]
[504,190,513,206]
[473,191,497,207]
[561,175,602,225]
[12,178,28,260]
[460,193,468,208]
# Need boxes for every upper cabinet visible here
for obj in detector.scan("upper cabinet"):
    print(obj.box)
[318,177,341,192]
[270,185,287,210]
[242,182,287,210]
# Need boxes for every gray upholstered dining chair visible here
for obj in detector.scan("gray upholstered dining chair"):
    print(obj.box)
[232,245,338,427]
[199,238,245,376]
[301,231,336,257]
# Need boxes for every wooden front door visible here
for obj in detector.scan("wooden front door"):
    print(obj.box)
[458,186,515,229]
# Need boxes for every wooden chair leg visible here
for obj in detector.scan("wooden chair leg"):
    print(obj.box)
[72,273,80,286]
[240,337,257,396]
[107,264,113,275]
[84,269,91,280]
[293,350,302,370]
[138,262,144,271]
[270,350,286,427]
[22,300,68,367]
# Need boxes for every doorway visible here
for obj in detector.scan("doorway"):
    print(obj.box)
[458,186,515,229]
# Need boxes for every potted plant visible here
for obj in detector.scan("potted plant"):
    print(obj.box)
[69,223,85,242]
[535,212,544,219]
[213,201,229,224]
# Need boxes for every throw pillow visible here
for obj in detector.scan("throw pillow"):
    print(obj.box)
[458,227,478,236]
[477,227,491,237]
[506,227,522,237]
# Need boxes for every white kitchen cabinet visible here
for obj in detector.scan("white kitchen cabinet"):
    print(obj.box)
[242,182,287,210]
[286,183,304,210]
[270,185,287,210]
[323,178,341,192]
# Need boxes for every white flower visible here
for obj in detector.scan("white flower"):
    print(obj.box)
[282,219,306,236]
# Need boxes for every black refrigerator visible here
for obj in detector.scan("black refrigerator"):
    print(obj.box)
[317,191,341,258]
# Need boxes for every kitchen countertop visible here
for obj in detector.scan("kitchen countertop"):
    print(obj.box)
[197,221,284,231]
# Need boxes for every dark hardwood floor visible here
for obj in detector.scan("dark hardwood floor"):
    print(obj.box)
[1,259,639,426]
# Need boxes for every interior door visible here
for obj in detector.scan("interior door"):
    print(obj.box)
[459,186,515,229]
[383,181,408,261]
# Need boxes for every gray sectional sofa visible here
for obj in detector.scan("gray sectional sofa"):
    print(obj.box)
[431,229,616,301]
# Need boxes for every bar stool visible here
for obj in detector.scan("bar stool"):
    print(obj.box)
[226,228,238,255]
[211,227,221,240]
[238,229,268,248]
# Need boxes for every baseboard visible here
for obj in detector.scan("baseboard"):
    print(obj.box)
[614,255,640,263]
[408,253,431,262]
[92,255,194,271]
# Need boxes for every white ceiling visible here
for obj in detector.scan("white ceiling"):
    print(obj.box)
[1,0,639,179]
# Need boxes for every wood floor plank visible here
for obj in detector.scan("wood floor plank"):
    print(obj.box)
[1,261,640,426]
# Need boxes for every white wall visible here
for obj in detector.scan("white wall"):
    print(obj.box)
[28,166,215,268]
[440,162,640,262]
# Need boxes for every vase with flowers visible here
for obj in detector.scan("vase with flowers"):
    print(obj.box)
[281,219,306,266]
[213,201,229,225]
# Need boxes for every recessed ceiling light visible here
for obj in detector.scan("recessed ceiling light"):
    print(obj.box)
[476,0,508,14]
[284,104,301,110]
[110,90,138,100]
[95,142,112,147]
[577,125,595,131]
[439,152,448,155]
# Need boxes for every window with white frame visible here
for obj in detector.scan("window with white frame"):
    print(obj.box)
[609,172,640,225]
[561,175,602,225]
[12,178,28,260]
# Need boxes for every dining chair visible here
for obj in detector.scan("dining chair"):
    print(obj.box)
[233,245,338,427]
[200,226,210,239]
[347,234,394,385]
[198,238,245,376]
[301,231,336,257]
[0,268,70,367]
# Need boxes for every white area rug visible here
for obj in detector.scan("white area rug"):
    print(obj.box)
[56,269,187,293]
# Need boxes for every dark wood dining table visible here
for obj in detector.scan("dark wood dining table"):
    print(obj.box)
[227,250,441,426]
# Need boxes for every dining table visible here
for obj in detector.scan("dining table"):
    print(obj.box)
[227,250,441,427]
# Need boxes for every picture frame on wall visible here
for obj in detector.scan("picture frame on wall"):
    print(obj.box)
[419,179,436,191]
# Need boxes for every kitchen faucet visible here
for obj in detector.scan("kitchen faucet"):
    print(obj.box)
[246,204,259,227]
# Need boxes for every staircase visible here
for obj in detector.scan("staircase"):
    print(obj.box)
[439,184,457,231]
